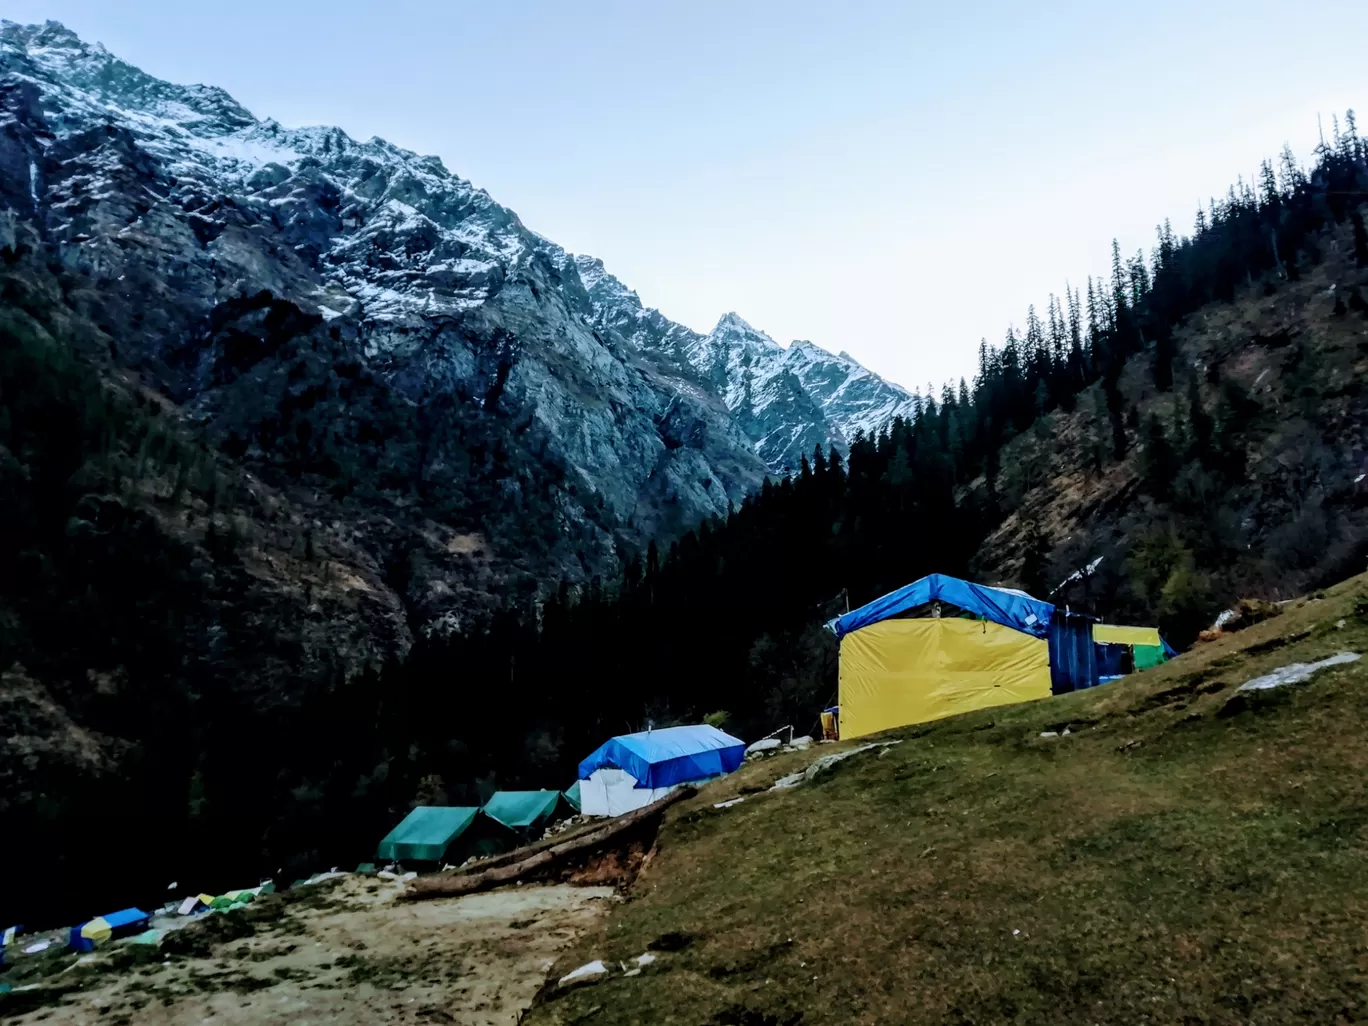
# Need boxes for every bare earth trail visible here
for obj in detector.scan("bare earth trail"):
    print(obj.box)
[6,877,615,1026]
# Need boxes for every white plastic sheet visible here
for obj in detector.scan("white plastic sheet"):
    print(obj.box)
[558,960,608,987]
[1238,652,1360,691]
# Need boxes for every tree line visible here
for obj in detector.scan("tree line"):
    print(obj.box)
[378,111,1368,799]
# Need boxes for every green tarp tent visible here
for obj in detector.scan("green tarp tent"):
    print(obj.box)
[482,791,564,833]
[377,806,480,862]
[562,780,582,813]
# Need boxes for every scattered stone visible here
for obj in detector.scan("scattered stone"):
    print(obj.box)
[770,741,901,790]
[635,952,657,967]
[713,798,745,810]
[1039,731,1059,738]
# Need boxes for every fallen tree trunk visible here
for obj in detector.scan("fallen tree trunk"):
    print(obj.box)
[441,815,610,877]
[404,787,696,900]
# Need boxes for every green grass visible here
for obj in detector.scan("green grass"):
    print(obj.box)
[530,574,1368,1025]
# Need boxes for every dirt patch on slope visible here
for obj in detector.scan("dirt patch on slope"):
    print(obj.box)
[5,876,614,1026]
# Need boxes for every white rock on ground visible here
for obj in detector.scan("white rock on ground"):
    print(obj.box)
[745,738,784,757]
[770,741,901,790]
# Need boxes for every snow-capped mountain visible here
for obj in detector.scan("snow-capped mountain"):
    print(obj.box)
[0,19,917,561]
[570,258,919,470]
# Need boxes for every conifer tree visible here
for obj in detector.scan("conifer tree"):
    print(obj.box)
[1110,240,1127,324]
[1152,328,1175,392]
[1187,376,1213,463]
[1020,523,1051,599]
[1353,207,1368,269]
[1157,419,1194,489]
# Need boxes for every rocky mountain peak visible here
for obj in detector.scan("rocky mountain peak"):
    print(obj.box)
[1,19,257,132]
[710,310,776,345]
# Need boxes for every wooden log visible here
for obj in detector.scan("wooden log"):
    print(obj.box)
[404,787,696,900]
[443,815,609,877]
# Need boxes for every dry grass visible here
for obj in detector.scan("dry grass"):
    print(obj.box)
[530,573,1368,1026]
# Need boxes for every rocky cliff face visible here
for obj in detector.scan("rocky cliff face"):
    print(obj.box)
[0,20,767,561]
[573,256,919,470]
[0,21,916,560]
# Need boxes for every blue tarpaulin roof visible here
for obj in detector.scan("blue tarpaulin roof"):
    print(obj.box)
[827,573,1055,640]
[578,724,746,789]
[101,908,149,931]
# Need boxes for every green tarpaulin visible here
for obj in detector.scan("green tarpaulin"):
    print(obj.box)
[563,780,582,813]
[482,791,563,832]
[376,806,480,862]
[1133,644,1167,670]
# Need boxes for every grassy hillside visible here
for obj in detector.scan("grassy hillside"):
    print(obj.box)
[531,575,1368,1026]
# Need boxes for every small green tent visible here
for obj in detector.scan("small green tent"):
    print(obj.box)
[376,806,480,862]
[481,791,564,835]
[562,780,582,813]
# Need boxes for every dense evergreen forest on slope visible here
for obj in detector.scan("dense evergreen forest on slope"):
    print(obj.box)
[388,114,1368,771]
[3,115,1367,928]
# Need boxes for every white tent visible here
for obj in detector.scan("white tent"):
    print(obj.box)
[579,767,681,818]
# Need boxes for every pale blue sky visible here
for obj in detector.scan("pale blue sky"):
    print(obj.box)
[7,1,1368,388]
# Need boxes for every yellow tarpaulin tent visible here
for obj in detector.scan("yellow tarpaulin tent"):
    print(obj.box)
[839,618,1051,739]
[1092,624,1161,647]
[79,918,112,945]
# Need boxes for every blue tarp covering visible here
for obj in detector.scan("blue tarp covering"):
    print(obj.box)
[827,573,1055,640]
[1094,642,1129,678]
[1048,610,1098,695]
[578,724,746,789]
[102,908,149,931]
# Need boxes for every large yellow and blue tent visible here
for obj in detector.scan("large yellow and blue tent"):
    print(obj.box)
[827,574,1173,739]
[828,574,1060,739]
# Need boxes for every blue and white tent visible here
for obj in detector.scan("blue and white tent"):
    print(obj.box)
[576,724,746,817]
